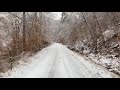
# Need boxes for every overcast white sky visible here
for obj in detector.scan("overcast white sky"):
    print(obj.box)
[52,12,62,20]
[0,12,62,20]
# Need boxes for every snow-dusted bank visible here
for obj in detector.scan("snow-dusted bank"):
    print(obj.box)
[1,43,119,78]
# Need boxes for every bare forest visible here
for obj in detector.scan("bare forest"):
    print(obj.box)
[0,12,120,78]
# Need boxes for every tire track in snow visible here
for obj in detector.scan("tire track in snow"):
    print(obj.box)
[48,47,58,78]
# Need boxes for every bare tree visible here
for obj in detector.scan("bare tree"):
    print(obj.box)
[23,12,26,52]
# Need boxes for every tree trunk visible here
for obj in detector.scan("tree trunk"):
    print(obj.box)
[93,12,105,53]
[23,12,26,51]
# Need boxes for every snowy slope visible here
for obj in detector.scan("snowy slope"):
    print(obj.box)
[1,43,118,78]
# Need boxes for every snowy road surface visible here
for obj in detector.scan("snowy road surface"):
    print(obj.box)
[5,43,118,78]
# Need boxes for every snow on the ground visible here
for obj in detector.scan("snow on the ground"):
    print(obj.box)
[86,53,120,76]
[0,45,52,78]
[0,43,118,78]
[64,47,117,78]
[103,29,116,41]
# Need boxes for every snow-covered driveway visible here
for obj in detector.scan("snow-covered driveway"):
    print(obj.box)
[5,43,118,78]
